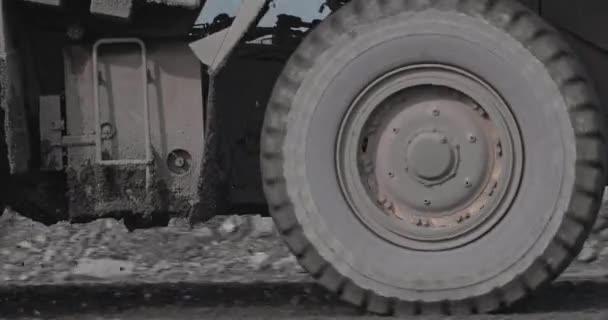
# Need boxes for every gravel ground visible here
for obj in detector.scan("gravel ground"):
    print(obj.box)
[0,209,606,286]
[0,199,607,319]
[0,212,308,285]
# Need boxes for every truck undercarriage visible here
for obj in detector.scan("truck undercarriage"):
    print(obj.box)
[2,0,608,314]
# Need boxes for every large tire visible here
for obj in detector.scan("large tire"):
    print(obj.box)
[261,0,606,315]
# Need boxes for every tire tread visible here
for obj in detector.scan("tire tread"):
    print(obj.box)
[260,0,606,315]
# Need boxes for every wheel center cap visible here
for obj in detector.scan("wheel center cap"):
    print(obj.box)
[406,132,455,182]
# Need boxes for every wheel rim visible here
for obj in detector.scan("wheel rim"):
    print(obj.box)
[337,64,524,251]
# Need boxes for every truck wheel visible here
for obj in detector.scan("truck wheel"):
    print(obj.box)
[261,0,606,315]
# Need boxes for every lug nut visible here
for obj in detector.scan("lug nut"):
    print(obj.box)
[468,135,477,143]
[464,178,472,188]
[497,141,503,157]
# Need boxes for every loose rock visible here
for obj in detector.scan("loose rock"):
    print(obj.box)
[250,215,276,238]
[601,246,608,258]
[218,216,243,235]
[193,226,214,238]
[578,246,599,263]
[249,252,271,270]
[71,258,135,279]
[16,241,33,250]
[34,235,47,244]
[272,255,298,271]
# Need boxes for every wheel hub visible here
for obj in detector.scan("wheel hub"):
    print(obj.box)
[337,64,522,251]
[406,131,457,185]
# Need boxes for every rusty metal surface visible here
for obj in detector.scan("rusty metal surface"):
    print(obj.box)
[337,64,523,251]
[61,40,204,220]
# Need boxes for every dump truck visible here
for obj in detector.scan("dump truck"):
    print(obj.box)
[1,0,607,315]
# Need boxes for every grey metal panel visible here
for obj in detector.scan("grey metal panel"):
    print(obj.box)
[90,0,134,19]
[64,41,204,217]
[92,38,151,165]
[189,0,267,74]
[39,95,64,171]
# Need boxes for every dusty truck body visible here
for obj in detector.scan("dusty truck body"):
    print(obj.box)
[1,0,608,315]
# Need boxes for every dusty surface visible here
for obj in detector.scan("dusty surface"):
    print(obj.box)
[1,203,606,285]
[0,212,306,285]
[0,204,607,319]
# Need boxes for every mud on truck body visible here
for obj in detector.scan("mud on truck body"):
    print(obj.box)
[1,0,608,315]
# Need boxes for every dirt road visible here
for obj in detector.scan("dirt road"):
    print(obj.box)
[0,211,607,319]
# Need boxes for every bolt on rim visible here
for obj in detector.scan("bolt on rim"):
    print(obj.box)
[336,64,523,251]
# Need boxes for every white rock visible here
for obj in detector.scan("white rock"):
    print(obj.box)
[193,226,214,238]
[43,249,56,263]
[72,258,135,279]
[250,216,276,238]
[151,260,172,273]
[272,255,298,271]
[34,235,47,244]
[578,246,599,263]
[105,219,118,229]
[0,209,17,223]
[601,246,608,257]
[16,241,33,250]
[168,217,190,229]
[83,248,96,257]
[249,252,270,270]
[219,216,242,235]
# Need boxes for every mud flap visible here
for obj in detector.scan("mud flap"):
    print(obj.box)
[188,0,268,224]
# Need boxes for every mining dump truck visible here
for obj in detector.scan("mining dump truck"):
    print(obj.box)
[1,0,608,315]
